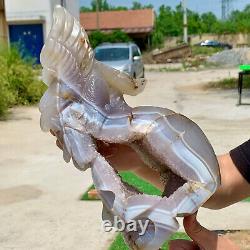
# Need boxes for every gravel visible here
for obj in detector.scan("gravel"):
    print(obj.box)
[208,48,250,66]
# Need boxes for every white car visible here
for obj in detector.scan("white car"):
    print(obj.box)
[94,43,144,78]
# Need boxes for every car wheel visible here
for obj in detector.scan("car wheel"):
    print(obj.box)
[141,69,145,78]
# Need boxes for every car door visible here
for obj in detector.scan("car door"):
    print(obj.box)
[132,46,143,78]
[136,46,144,77]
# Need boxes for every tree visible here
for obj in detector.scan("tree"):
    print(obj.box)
[80,6,92,12]
[244,4,250,13]
[89,30,131,48]
[132,1,153,10]
[81,1,250,49]
[187,10,202,35]
[81,0,128,12]
[80,0,152,12]
[132,1,142,10]
[91,0,110,11]
[200,12,218,33]
[111,6,128,10]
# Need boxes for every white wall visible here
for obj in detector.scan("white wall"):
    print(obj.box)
[6,0,79,37]
[51,0,79,20]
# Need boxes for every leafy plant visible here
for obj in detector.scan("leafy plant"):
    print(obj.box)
[207,77,250,89]
[89,30,131,48]
[151,3,250,47]
[0,56,15,118]
[191,46,223,56]
[0,42,46,119]
[80,0,152,12]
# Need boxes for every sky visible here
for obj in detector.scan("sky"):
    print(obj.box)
[79,0,250,18]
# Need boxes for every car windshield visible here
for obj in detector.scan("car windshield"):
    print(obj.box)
[95,47,130,61]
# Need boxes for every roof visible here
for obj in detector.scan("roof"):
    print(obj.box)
[80,9,155,34]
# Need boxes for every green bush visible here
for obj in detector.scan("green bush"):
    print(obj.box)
[191,46,223,56]
[208,77,250,89]
[0,43,46,119]
[89,30,131,48]
[0,56,15,118]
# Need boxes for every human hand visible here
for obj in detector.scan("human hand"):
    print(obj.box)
[204,154,250,210]
[50,129,144,171]
[50,129,164,189]
[169,213,239,250]
[50,130,63,150]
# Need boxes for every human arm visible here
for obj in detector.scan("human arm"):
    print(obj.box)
[204,143,250,209]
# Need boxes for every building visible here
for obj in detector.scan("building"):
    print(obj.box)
[0,0,8,42]
[5,0,79,63]
[80,9,155,49]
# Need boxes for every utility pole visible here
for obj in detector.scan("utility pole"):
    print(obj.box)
[222,0,233,20]
[182,0,188,44]
[222,0,226,19]
[96,0,100,30]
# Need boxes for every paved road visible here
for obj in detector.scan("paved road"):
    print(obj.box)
[0,68,250,249]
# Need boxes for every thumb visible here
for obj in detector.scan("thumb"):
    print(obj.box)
[183,213,218,250]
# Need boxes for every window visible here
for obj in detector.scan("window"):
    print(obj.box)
[95,47,130,61]
[132,46,140,57]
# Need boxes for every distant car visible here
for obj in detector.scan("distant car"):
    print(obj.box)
[94,43,144,78]
[200,40,232,49]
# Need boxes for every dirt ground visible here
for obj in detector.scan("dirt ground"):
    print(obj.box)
[0,68,250,250]
[226,231,250,250]
[127,68,250,153]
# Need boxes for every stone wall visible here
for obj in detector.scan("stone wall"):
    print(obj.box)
[164,33,250,48]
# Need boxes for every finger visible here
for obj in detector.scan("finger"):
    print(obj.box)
[217,236,240,250]
[169,239,200,250]
[183,213,218,250]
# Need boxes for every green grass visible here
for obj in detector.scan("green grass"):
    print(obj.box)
[147,67,183,72]
[81,171,162,200]
[208,76,250,89]
[109,232,190,250]
[244,197,250,202]
[81,184,95,200]
[119,171,162,196]
[191,46,223,56]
